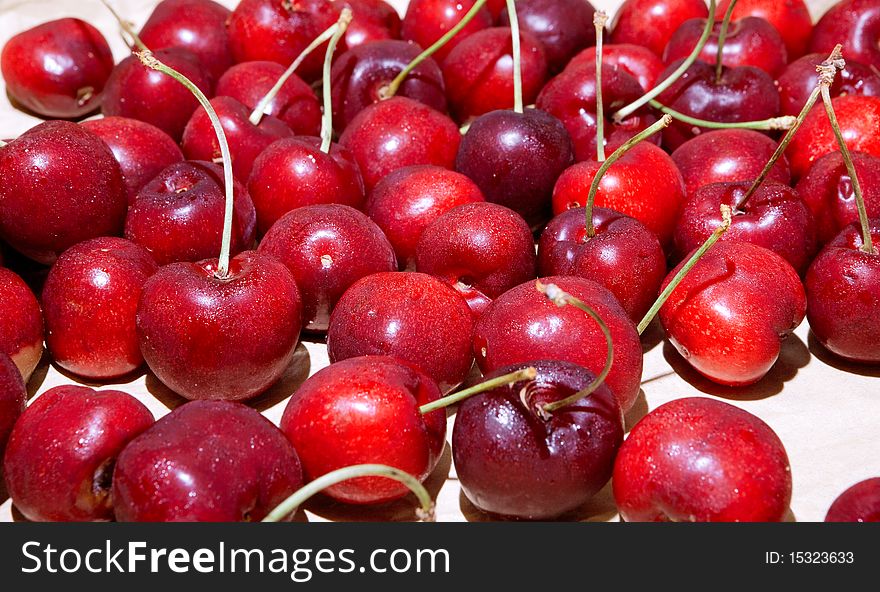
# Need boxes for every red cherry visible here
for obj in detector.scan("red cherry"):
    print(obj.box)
[811,0,880,69]
[82,116,185,205]
[280,356,445,504]
[3,386,154,522]
[139,0,235,82]
[113,400,302,522]
[567,43,665,91]
[125,161,256,265]
[328,271,475,392]
[474,275,643,412]
[659,240,806,386]
[42,237,158,380]
[825,478,880,522]
[137,251,302,401]
[0,268,43,382]
[339,96,462,191]
[453,359,623,520]
[0,120,126,265]
[335,0,402,49]
[366,165,484,268]
[778,54,880,118]
[0,354,26,473]
[442,27,548,122]
[806,221,880,364]
[613,397,792,522]
[610,0,709,57]
[0,18,113,118]
[401,0,493,64]
[259,204,396,332]
[718,0,812,59]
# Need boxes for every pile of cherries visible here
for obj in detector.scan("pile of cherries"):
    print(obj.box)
[0,0,879,523]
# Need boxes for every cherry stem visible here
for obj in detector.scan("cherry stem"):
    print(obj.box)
[651,100,796,131]
[505,0,524,113]
[585,115,673,238]
[382,0,488,99]
[637,205,733,334]
[594,11,609,162]
[715,0,737,83]
[249,15,348,126]
[736,45,844,211]
[418,367,537,415]
[262,464,435,523]
[137,51,235,279]
[320,9,352,153]
[100,0,148,52]
[613,0,716,122]
[535,282,613,417]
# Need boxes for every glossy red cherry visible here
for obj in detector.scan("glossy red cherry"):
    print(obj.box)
[567,43,665,92]
[610,0,709,57]
[0,354,26,474]
[811,0,880,69]
[0,18,113,118]
[139,0,234,82]
[538,207,666,322]
[613,397,792,522]
[3,386,154,522]
[474,275,643,412]
[280,355,445,504]
[659,240,806,386]
[401,0,493,64]
[442,27,548,122]
[778,54,880,118]
[825,478,880,522]
[0,120,126,265]
[137,251,302,401]
[718,0,812,59]
[671,129,790,197]
[82,116,185,204]
[806,221,880,364]
[228,0,342,82]
[42,237,158,380]
[259,204,396,332]
[125,161,256,265]
[366,165,484,268]
[328,271,475,392]
[0,268,43,382]
[113,400,303,522]
[339,96,461,190]
[215,61,322,136]
[102,48,213,141]
[453,359,623,520]
[336,0,402,49]
[330,39,447,131]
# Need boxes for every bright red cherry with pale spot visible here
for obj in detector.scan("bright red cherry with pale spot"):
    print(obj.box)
[717,0,812,59]
[567,43,664,92]
[401,0,493,64]
[777,54,880,118]
[810,0,880,69]
[610,0,709,57]
[280,356,446,504]
[0,268,43,382]
[826,478,880,522]
[0,353,26,477]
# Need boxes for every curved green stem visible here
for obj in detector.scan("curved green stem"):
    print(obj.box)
[100,0,148,52]
[419,367,537,414]
[594,11,609,162]
[320,9,352,153]
[262,464,435,523]
[505,0,523,113]
[715,0,738,82]
[651,99,796,131]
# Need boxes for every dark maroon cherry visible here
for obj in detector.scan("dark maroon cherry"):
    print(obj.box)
[401,0,493,64]
[826,478,880,522]
[778,53,880,117]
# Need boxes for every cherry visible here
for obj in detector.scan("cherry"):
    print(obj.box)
[102,48,213,142]
[401,0,493,64]
[811,0,880,69]
[139,0,234,82]
[258,204,396,332]
[0,18,113,118]
[339,96,462,191]
[336,0,402,49]
[778,54,880,118]
[610,0,709,57]
[0,354,26,475]
[113,400,303,522]
[125,161,256,265]
[825,478,880,522]
[474,276,642,412]
[366,165,485,268]
[613,397,792,522]
[442,27,548,122]
[0,120,126,265]
[659,240,806,386]
[3,386,154,522]
[671,129,790,197]
[454,359,622,520]
[0,268,43,382]
[41,237,158,380]
[280,355,445,504]
[663,16,788,77]
[82,116,185,204]
[717,0,812,59]
[330,39,447,131]
[567,43,665,92]
[228,0,343,82]
[328,272,475,392]
[215,61,322,136]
